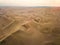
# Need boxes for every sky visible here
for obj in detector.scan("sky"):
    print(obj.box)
[0,0,60,6]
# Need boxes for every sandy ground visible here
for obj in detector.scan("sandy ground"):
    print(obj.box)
[0,7,60,45]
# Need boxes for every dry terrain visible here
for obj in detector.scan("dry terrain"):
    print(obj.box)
[0,7,60,45]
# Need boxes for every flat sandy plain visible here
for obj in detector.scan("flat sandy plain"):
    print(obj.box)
[0,7,60,45]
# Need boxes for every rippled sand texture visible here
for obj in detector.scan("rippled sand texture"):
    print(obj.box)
[0,7,60,45]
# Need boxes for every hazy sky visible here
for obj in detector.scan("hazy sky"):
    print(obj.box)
[0,0,60,6]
